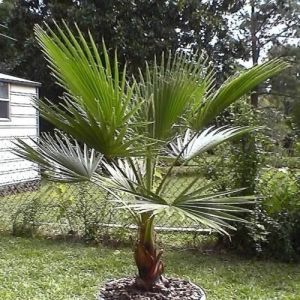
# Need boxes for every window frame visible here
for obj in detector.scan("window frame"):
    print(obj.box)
[0,82,10,121]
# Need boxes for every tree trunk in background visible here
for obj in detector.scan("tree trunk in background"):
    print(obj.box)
[250,1,259,107]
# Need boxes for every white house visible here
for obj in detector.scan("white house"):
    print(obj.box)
[0,73,41,189]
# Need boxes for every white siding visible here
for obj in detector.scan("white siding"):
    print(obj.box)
[0,136,36,150]
[10,93,37,104]
[0,127,37,137]
[0,170,39,186]
[5,117,37,126]
[0,82,39,187]
[0,160,36,173]
[10,85,37,94]
[10,104,37,116]
[0,151,22,161]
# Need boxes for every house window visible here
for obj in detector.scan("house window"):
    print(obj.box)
[0,82,9,119]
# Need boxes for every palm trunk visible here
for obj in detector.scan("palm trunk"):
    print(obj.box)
[134,151,164,290]
[134,214,164,290]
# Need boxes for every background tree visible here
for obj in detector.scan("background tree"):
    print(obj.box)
[0,0,246,131]
[222,1,299,252]
[268,44,300,121]
[0,0,17,64]
[234,0,299,106]
[266,44,300,154]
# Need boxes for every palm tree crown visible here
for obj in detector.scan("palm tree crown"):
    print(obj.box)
[14,21,289,289]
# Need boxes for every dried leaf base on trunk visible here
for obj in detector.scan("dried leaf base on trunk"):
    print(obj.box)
[98,277,206,300]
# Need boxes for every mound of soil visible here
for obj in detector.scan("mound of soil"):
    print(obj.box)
[98,277,206,300]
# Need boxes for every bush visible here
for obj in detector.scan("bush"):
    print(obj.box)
[265,155,300,169]
[4,182,124,241]
[238,168,300,261]
[295,141,300,156]
[258,168,300,260]
[213,99,264,251]
[12,197,44,237]
[212,100,300,261]
[259,168,300,214]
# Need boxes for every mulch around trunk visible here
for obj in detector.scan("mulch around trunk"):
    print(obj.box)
[98,277,205,300]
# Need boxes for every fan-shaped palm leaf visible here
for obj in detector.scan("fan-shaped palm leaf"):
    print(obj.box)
[191,59,290,130]
[136,51,215,140]
[94,160,254,235]
[14,132,102,182]
[169,126,260,161]
[34,22,142,157]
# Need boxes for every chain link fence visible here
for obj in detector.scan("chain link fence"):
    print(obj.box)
[0,161,220,247]
[0,141,299,250]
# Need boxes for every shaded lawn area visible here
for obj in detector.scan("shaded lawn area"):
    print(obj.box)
[0,236,299,299]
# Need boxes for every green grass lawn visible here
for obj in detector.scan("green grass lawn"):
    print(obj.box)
[0,235,299,300]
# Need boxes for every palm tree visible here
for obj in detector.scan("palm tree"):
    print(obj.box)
[15,22,289,291]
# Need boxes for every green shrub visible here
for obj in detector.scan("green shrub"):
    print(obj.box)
[259,168,300,214]
[212,100,300,261]
[213,100,264,251]
[247,168,300,261]
[265,155,300,169]
[4,182,119,241]
[295,141,300,156]
[12,197,43,237]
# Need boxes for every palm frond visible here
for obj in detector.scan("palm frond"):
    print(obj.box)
[14,132,102,182]
[94,159,255,235]
[137,51,214,139]
[34,22,142,157]
[191,59,290,129]
[94,159,168,205]
[117,186,254,235]
[33,97,144,157]
[169,126,260,161]
[102,159,146,190]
